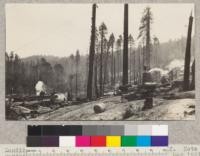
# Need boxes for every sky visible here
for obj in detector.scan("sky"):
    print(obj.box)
[6,3,194,58]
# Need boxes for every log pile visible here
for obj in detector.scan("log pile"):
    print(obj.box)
[7,94,70,120]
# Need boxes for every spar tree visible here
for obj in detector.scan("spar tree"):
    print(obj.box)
[191,60,195,90]
[183,12,193,91]
[122,3,129,86]
[87,4,97,100]
[94,28,100,98]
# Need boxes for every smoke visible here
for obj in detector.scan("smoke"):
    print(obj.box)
[166,59,184,71]
[149,68,168,76]
[35,81,46,96]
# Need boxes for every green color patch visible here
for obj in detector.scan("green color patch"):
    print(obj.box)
[121,136,136,147]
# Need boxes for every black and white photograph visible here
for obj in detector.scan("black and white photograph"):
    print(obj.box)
[5,3,195,120]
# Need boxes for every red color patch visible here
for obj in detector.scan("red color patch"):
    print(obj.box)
[91,136,106,147]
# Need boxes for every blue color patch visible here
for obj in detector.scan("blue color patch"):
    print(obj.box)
[136,136,151,146]
[151,136,168,146]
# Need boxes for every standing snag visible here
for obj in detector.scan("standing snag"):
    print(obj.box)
[122,3,129,86]
[87,4,97,100]
[183,12,193,91]
[99,23,108,97]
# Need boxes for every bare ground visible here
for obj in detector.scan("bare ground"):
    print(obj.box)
[30,95,195,121]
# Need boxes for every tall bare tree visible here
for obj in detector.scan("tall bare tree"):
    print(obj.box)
[191,60,195,90]
[128,34,134,83]
[99,22,107,96]
[87,4,96,100]
[138,42,143,84]
[122,3,129,86]
[109,33,115,85]
[183,12,193,91]
[69,54,75,98]
[75,50,80,99]
[103,38,110,92]
[94,28,100,98]
[153,36,159,67]
[116,35,122,82]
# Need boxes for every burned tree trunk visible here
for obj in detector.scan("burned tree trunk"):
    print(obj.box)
[94,53,99,98]
[87,4,96,100]
[111,45,114,85]
[138,48,141,84]
[103,50,109,93]
[191,60,195,90]
[133,50,136,83]
[146,9,151,70]
[122,4,129,86]
[99,32,103,96]
[113,55,116,88]
[129,49,132,83]
[183,13,193,91]
[99,24,108,97]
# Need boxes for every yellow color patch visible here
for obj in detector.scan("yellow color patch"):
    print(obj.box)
[106,136,121,147]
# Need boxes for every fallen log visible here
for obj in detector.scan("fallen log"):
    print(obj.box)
[11,106,32,114]
[93,103,106,114]
[11,95,52,102]
[163,91,195,100]
[37,106,51,114]
[22,99,51,106]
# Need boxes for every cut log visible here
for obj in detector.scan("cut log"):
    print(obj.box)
[23,99,51,106]
[163,91,195,100]
[93,103,106,113]
[11,106,32,114]
[11,95,52,102]
[37,106,51,114]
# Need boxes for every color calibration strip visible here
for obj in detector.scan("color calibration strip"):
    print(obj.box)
[27,125,168,147]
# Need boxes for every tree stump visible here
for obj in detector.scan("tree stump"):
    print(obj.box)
[142,97,153,110]
[142,83,156,110]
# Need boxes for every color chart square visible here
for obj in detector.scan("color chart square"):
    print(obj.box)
[27,136,41,147]
[106,136,121,147]
[136,136,151,147]
[28,126,42,136]
[41,136,59,147]
[151,136,168,146]
[96,126,111,135]
[110,126,124,135]
[82,126,98,136]
[121,136,136,147]
[137,125,152,135]
[124,125,137,135]
[91,136,106,147]
[152,125,168,136]
[59,136,75,147]
[76,136,91,147]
